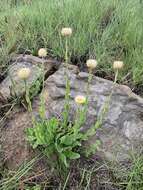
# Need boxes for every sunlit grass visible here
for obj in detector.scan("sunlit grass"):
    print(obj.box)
[0,0,142,84]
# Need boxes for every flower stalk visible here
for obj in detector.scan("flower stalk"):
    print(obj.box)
[61,27,72,127]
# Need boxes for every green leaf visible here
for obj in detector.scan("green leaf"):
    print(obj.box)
[59,153,69,167]
[72,141,82,147]
[55,141,64,153]
[60,135,73,146]
[43,146,54,157]
[65,151,80,160]
[34,124,46,145]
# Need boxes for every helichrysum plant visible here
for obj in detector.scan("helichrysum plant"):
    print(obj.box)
[25,27,124,170]
[26,27,91,169]
[17,67,31,80]
[61,28,72,37]
[61,27,72,128]
[90,60,124,131]
[17,67,32,111]
[26,93,96,169]
[86,59,98,69]
[86,59,98,100]
[26,28,100,169]
[113,61,124,83]
[38,48,47,88]
[38,48,47,58]
[38,48,47,118]
[17,67,39,123]
[17,67,42,101]
[75,95,86,104]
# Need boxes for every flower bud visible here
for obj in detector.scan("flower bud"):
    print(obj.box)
[38,48,47,57]
[113,61,124,70]
[61,27,72,37]
[86,59,97,69]
[17,67,31,80]
[75,95,86,105]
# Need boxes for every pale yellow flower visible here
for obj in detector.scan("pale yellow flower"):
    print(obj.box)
[38,48,47,57]
[113,61,124,70]
[17,67,31,80]
[61,27,72,37]
[75,95,86,104]
[86,59,97,69]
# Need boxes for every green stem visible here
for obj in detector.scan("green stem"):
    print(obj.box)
[37,57,46,119]
[24,80,35,123]
[24,80,31,112]
[114,69,118,84]
[86,68,93,102]
[96,69,119,127]
[74,70,94,132]
[39,93,46,119]
[83,68,93,119]
[42,57,45,89]
[65,37,68,65]
[62,37,70,128]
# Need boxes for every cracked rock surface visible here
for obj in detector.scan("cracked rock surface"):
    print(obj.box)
[1,61,143,171]
[39,65,143,162]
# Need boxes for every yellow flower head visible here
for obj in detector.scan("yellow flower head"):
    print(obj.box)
[86,59,97,69]
[113,61,124,70]
[75,95,86,105]
[17,67,31,80]
[61,27,72,37]
[38,48,47,57]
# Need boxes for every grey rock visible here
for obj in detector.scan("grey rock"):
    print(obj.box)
[1,64,143,171]
[0,55,60,101]
[40,65,143,162]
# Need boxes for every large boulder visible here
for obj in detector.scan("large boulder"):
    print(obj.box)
[1,64,143,171]
[39,65,143,162]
